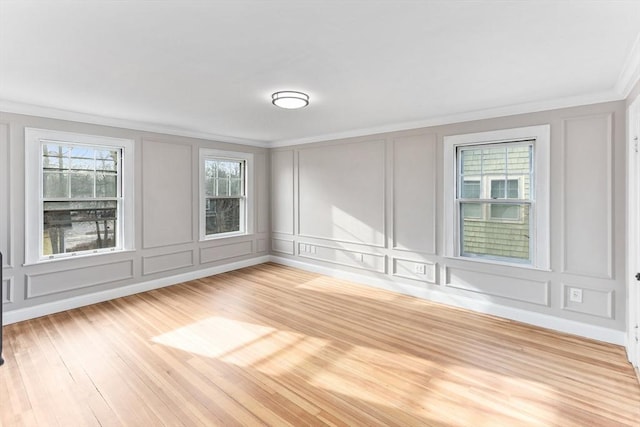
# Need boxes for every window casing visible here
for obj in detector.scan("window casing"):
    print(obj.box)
[444,125,550,269]
[25,129,134,264]
[199,149,253,240]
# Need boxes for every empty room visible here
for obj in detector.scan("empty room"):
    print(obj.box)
[1,1,640,425]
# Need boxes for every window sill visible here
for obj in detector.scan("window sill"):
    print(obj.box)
[23,249,136,267]
[200,232,251,242]
[443,255,551,272]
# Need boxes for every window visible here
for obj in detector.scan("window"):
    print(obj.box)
[444,125,550,269]
[461,180,482,218]
[200,149,253,239]
[490,178,521,220]
[25,129,134,264]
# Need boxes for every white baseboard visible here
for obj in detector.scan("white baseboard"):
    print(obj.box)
[3,255,270,325]
[4,254,625,347]
[270,255,626,346]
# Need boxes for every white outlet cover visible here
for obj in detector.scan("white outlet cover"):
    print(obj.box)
[569,288,583,303]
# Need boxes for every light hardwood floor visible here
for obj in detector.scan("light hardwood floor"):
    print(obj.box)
[1,262,639,426]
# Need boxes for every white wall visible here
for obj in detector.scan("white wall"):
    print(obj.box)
[271,100,628,343]
[0,112,270,321]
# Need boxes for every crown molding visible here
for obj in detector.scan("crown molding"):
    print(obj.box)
[270,90,623,147]
[1,84,632,151]
[615,32,640,98]
[0,99,269,148]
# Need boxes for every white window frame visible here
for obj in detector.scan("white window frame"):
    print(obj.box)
[25,128,135,265]
[444,125,550,270]
[199,148,253,241]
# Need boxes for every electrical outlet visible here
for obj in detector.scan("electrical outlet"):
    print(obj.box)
[569,288,583,303]
[310,245,316,254]
[299,244,307,253]
[414,263,426,275]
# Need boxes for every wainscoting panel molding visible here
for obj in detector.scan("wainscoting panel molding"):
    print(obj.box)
[26,260,135,298]
[445,266,550,306]
[2,275,13,304]
[142,250,194,276]
[200,240,254,264]
[271,238,295,255]
[392,258,437,284]
[561,114,613,279]
[562,283,614,319]
[392,133,437,254]
[0,122,11,268]
[298,243,386,273]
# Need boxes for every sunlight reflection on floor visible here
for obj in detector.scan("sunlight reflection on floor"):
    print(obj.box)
[152,315,561,425]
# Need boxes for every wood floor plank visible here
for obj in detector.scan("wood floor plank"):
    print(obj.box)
[1,262,639,426]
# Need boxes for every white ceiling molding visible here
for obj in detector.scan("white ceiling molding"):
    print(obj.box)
[1,88,624,150]
[270,90,622,148]
[0,99,269,148]
[615,33,640,98]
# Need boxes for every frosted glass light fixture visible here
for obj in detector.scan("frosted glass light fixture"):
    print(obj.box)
[271,91,309,109]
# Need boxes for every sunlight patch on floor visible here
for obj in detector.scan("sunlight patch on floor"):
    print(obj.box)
[420,365,559,426]
[152,316,561,425]
[151,316,330,374]
[151,316,275,359]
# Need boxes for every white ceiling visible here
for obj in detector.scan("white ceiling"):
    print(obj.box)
[1,1,639,146]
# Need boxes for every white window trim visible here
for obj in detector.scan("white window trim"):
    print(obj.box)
[199,148,253,241]
[444,124,550,270]
[24,128,135,265]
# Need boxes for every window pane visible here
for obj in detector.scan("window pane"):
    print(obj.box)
[205,198,240,235]
[490,204,521,220]
[70,145,96,172]
[490,179,519,199]
[481,147,507,173]
[96,159,116,172]
[205,176,215,197]
[43,172,69,198]
[96,173,117,197]
[506,180,518,198]
[43,143,71,158]
[205,160,217,178]
[70,157,94,171]
[461,180,480,198]
[228,162,241,179]
[70,172,94,198]
[217,163,229,178]
[217,178,229,196]
[461,202,482,219]
[70,146,93,159]
[460,149,482,175]
[229,178,242,196]
[43,201,118,255]
[490,180,504,198]
[461,203,530,261]
[96,149,118,160]
[43,153,69,170]
[507,145,532,174]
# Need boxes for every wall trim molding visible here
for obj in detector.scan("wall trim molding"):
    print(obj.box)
[270,91,622,147]
[2,255,270,325]
[0,99,268,148]
[616,32,640,98]
[2,90,626,151]
[269,256,625,346]
[3,254,627,346]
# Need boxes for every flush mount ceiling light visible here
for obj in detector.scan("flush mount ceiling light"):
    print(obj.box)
[271,91,309,109]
